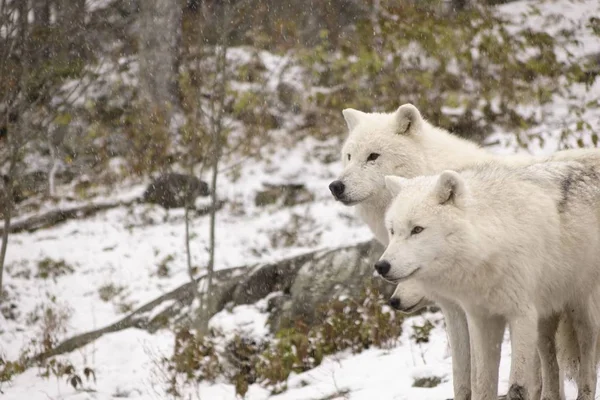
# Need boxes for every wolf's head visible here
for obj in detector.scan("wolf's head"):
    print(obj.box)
[329,104,429,206]
[374,172,473,284]
[389,280,432,314]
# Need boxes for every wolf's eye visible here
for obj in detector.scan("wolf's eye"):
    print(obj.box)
[411,226,424,235]
[390,228,394,236]
[347,154,351,161]
[367,153,380,162]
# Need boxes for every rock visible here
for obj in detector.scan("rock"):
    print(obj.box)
[281,239,393,329]
[254,183,314,207]
[142,173,209,209]
[228,239,399,332]
[228,239,396,332]
[231,251,314,306]
[266,292,292,332]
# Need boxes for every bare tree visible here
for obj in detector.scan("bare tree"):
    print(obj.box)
[200,1,232,334]
[0,0,92,297]
[178,0,234,334]
[31,0,52,63]
[0,0,37,300]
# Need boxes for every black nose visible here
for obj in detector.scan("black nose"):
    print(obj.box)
[389,297,401,310]
[374,260,391,276]
[329,180,345,199]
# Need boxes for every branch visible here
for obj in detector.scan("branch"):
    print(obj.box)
[0,200,135,235]
[1,199,225,236]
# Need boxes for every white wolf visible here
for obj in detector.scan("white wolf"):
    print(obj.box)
[377,162,600,400]
[329,103,600,399]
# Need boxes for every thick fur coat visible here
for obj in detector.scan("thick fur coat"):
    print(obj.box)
[331,104,600,400]
[380,162,600,399]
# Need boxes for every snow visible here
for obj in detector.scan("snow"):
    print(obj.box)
[2,0,600,398]
[209,295,273,342]
[0,130,370,360]
[2,329,174,400]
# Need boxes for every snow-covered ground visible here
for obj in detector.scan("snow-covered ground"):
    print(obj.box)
[1,0,600,398]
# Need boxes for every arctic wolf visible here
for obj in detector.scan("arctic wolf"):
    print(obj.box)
[378,162,600,400]
[329,103,600,400]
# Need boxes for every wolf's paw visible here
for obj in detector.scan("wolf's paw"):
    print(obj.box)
[507,384,527,400]
[575,385,592,400]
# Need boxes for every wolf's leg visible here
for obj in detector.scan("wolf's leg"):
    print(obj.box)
[508,327,542,400]
[537,313,560,400]
[507,311,539,400]
[559,368,565,400]
[467,311,505,400]
[531,349,542,400]
[571,306,598,400]
[440,299,472,400]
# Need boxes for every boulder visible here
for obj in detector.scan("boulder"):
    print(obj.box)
[230,239,395,332]
[282,239,392,329]
[142,173,209,209]
[231,251,315,306]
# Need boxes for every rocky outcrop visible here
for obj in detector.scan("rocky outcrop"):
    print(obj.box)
[276,240,392,330]
[229,239,392,331]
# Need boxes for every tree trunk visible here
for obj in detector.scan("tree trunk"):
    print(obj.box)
[184,162,202,311]
[138,0,183,115]
[55,0,85,59]
[31,0,52,61]
[198,0,231,335]
[0,168,14,303]
[1,0,31,303]
[32,0,51,30]
[70,0,86,59]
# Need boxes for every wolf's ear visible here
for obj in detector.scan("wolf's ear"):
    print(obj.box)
[394,103,423,136]
[384,175,406,197]
[342,108,366,131]
[434,170,466,206]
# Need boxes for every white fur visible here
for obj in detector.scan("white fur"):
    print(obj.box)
[334,104,600,400]
[390,279,433,312]
[380,162,600,399]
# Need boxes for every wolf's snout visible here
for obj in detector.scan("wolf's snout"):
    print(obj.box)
[329,180,345,199]
[374,260,391,276]
[389,297,401,310]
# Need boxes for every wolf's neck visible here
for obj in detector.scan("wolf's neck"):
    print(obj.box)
[419,125,496,173]
[357,190,392,246]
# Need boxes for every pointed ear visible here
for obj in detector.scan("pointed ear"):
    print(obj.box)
[384,175,406,197]
[342,108,366,131]
[394,103,423,136]
[434,170,466,206]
